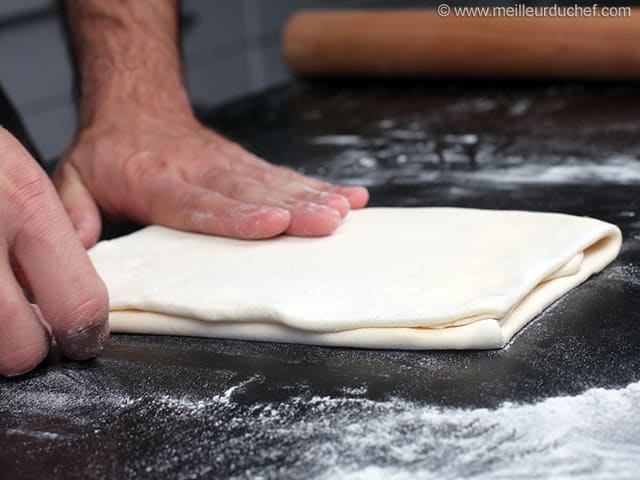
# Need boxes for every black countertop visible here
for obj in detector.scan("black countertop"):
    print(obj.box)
[2,80,640,479]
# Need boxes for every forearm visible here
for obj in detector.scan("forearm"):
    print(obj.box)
[65,0,192,127]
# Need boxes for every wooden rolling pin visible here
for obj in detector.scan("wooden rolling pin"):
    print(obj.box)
[283,9,640,79]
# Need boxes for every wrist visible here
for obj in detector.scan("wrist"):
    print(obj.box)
[78,67,194,129]
[66,0,188,129]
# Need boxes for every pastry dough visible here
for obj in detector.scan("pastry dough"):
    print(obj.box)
[89,208,622,349]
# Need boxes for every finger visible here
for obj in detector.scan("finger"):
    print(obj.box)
[0,256,50,377]
[284,202,342,236]
[199,136,371,210]
[52,162,102,248]
[143,176,291,239]
[198,168,350,218]
[11,177,109,361]
[331,185,369,209]
[196,171,343,236]
[252,180,351,219]
[263,165,370,210]
[230,151,370,210]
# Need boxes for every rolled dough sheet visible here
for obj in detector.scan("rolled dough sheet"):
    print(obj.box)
[89,208,622,350]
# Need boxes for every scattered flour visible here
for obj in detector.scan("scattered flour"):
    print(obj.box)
[442,134,479,145]
[310,126,640,187]
[447,98,498,114]
[325,153,640,188]
[309,135,363,146]
[601,264,640,288]
[181,381,639,478]
[310,383,640,479]
[5,376,639,479]
[509,99,532,116]
[468,156,640,185]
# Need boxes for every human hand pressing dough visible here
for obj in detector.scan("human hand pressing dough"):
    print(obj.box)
[56,0,367,248]
[53,111,369,249]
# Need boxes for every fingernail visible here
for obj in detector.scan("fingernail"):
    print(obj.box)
[5,366,35,378]
[62,319,110,360]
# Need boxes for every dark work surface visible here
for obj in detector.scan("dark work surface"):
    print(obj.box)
[2,81,640,479]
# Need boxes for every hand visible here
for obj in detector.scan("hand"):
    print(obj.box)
[59,0,367,248]
[53,109,369,248]
[0,129,108,377]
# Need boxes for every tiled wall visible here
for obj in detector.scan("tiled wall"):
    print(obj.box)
[0,0,388,162]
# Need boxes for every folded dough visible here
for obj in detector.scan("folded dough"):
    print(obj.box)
[89,208,622,350]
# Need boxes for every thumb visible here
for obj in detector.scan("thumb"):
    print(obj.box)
[53,162,101,248]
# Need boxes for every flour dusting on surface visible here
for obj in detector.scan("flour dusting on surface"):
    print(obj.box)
[4,370,640,479]
[602,264,640,288]
[469,156,640,185]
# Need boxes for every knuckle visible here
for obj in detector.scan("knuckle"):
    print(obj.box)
[222,142,247,159]
[8,172,51,207]
[228,180,251,199]
[8,174,58,241]
[124,152,158,185]
[131,168,171,222]
[275,166,296,178]
[178,187,205,210]
[202,168,229,190]
[257,169,277,184]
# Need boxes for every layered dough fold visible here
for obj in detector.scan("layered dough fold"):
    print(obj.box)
[89,208,622,350]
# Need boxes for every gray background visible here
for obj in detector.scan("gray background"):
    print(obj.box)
[0,0,388,163]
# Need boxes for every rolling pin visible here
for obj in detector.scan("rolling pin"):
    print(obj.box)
[283,9,640,79]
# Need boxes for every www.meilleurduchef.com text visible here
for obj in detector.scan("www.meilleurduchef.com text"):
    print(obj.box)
[437,3,632,17]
